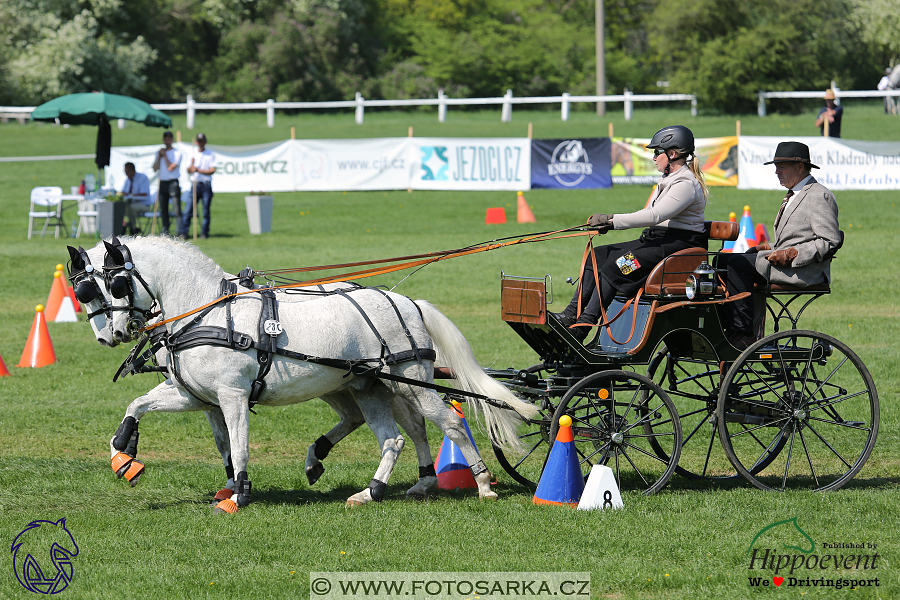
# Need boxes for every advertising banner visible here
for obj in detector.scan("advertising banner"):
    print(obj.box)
[611,136,739,186]
[738,136,900,190]
[292,138,412,191]
[530,138,612,189]
[411,138,532,191]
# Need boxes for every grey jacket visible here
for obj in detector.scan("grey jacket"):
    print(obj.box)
[756,176,841,286]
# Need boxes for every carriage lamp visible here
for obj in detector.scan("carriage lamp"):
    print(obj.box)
[685,261,716,300]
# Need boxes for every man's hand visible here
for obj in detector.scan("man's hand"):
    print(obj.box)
[587,213,613,233]
[766,247,798,267]
[746,243,771,254]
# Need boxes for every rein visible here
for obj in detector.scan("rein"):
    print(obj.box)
[141,226,594,333]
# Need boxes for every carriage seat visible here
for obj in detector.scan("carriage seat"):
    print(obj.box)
[749,230,843,295]
[642,221,738,297]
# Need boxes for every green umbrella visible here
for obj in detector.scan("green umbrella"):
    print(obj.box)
[31,92,172,127]
[31,92,172,175]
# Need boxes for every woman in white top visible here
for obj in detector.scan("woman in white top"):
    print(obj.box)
[553,125,709,342]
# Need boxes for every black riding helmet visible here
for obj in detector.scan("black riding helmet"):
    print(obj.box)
[646,125,695,155]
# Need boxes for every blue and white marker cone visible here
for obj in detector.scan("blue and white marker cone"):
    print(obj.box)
[533,415,584,507]
[435,400,479,489]
[733,205,758,253]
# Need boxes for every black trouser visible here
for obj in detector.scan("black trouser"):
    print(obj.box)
[157,179,181,234]
[567,246,624,325]
[714,252,767,334]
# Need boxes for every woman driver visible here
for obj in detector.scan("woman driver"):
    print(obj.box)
[552,125,709,342]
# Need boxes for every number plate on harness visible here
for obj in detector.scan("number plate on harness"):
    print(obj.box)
[264,319,283,336]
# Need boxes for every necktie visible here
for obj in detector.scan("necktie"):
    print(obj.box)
[775,190,793,228]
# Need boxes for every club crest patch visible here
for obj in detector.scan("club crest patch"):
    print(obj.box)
[616,252,641,275]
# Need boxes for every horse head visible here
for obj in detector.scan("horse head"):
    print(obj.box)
[66,244,116,346]
[11,518,79,594]
[102,237,158,344]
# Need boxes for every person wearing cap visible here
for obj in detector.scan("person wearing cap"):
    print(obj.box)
[717,141,841,349]
[815,89,843,137]
[551,125,709,342]
[152,130,182,235]
[179,133,217,239]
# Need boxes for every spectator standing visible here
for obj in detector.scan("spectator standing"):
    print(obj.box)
[877,67,893,114]
[179,133,217,239]
[815,89,843,137]
[152,130,182,235]
[120,162,151,235]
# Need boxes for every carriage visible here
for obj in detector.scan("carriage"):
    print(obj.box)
[482,220,879,494]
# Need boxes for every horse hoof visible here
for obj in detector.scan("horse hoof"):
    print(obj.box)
[214,497,238,514]
[405,491,427,502]
[124,460,144,487]
[112,452,144,485]
[345,489,373,507]
[306,463,325,485]
[111,451,132,478]
[479,491,499,501]
[214,488,234,501]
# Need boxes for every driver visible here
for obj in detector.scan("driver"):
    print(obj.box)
[552,125,709,342]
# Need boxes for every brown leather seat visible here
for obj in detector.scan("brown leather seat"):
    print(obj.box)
[705,220,739,241]
[643,248,708,296]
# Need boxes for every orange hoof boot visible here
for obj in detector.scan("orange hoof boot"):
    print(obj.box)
[214,488,234,501]
[122,459,144,487]
[111,451,133,478]
[214,497,238,514]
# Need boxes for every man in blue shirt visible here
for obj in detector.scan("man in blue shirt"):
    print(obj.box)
[121,162,152,235]
[815,89,842,137]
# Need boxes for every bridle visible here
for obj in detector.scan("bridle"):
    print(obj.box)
[66,238,159,338]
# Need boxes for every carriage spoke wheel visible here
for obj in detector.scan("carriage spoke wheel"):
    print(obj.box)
[492,364,554,489]
[549,370,681,495]
[645,348,738,480]
[717,330,879,492]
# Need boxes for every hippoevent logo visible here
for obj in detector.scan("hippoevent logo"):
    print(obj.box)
[11,518,79,594]
[548,140,593,187]
[746,517,880,590]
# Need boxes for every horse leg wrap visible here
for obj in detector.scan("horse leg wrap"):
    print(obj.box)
[470,460,489,477]
[112,417,137,452]
[224,455,234,482]
[368,479,387,502]
[314,435,334,460]
[419,464,437,478]
[235,471,252,507]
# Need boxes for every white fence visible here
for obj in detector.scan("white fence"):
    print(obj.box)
[2,89,697,129]
[757,86,900,116]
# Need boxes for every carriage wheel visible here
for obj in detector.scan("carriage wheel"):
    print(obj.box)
[549,371,681,495]
[645,348,738,480]
[717,330,879,492]
[492,364,554,489]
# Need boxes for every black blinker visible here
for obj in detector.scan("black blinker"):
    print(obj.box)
[74,280,99,303]
[110,275,130,299]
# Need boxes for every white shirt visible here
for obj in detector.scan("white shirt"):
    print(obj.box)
[158,147,182,181]
[191,147,217,184]
[122,172,151,198]
[784,175,814,212]
[877,76,890,91]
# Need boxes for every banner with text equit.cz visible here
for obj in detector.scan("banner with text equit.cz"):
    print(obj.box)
[108,138,531,192]
[610,136,739,186]
[738,136,900,190]
[530,138,612,189]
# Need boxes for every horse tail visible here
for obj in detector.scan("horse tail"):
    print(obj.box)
[414,299,538,454]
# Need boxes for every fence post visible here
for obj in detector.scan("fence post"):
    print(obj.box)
[501,89,513,122]
[355,92,364,124]
[267,99,275,128]
[690,95,697,117]
[624,89,632,121]
[757,92,767,117]
[561,92,570,121]
[438,89,447,123]
[187,94,195,129]
[832,83,841,106]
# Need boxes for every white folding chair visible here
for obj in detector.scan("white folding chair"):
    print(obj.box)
[75,198,99,238]
[28,186,64,239]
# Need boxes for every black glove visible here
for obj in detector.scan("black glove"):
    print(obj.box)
[587,213,613,233]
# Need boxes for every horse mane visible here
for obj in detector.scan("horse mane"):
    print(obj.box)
[124,235,227,278]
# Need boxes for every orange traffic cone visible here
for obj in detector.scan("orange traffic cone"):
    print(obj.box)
[0,352,10,376]
[45,270,67,321]
[516,191,536,223]
[485,207,506,224]
[18,305,56,368]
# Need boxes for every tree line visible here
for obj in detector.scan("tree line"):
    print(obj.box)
[1,0,897,114]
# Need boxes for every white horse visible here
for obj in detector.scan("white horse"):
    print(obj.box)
[69,237,536,510]
[68,241,442,502]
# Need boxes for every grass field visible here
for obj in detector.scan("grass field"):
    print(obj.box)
[0,107,897,599]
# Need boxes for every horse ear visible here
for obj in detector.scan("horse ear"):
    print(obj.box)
[111,235,121,246]
[67,246,83,271]
[103,240,125,266]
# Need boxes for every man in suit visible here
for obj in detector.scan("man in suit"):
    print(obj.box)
[718,141,841,349]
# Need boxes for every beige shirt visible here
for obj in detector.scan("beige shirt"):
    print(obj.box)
[612,165,707,233]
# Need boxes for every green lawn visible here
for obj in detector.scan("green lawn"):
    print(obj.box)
[0,108,897,599]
